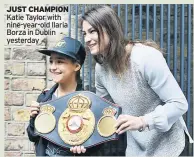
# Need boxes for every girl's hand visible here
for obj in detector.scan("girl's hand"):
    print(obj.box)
[70,145,86,154]
[30,101,40,118]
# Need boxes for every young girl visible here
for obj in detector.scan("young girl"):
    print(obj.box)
[27,36,127,156]
[77,5,193,156]
[27,37,88,156]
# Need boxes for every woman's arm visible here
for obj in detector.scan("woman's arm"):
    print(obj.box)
[95,64,112,100]
[137,45,188,132]
[94,65,127,156]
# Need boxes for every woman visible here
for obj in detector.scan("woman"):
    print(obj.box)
[27,37,91,156]
[78,5,193,157]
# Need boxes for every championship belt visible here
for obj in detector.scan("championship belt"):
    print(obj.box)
[34,91,122,148]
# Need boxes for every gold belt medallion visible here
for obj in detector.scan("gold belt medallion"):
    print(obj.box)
[35,104,56,134]
[97,107,117,137]
[58,94,95,146]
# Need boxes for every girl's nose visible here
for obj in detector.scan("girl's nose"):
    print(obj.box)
[50,62,57,70]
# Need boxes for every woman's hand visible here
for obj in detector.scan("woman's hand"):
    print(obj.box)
[115,115,147,134]
[30,101,40,118]
[70,145,86,154]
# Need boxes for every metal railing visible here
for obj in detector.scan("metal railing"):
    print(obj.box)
[68,4,193,156]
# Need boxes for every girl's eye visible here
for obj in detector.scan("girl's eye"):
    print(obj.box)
[57,60,63,64]
[49,60,53,64]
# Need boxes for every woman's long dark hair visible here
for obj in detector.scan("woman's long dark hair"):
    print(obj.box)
[81,5,129,74]
[81,5,162,74]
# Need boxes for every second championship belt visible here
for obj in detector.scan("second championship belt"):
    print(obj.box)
[34,91,122,148]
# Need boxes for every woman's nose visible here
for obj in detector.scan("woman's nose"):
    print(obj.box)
[84,34,91,43]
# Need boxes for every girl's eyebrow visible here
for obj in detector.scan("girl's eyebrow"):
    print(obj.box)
[50,57,67,60]
[57,57,66,60]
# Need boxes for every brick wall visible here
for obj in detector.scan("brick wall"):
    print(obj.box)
[4,47,46,157]
[4,4,69,156]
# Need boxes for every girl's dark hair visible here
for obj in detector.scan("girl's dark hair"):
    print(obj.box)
[81,5,162,74]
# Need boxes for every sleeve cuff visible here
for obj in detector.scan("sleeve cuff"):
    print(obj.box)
[143,114,155,130]
[143,105,170,132]
[29,117,35,128]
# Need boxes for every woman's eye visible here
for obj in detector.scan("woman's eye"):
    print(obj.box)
[91,30,96,33]
[49,60,53,64]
